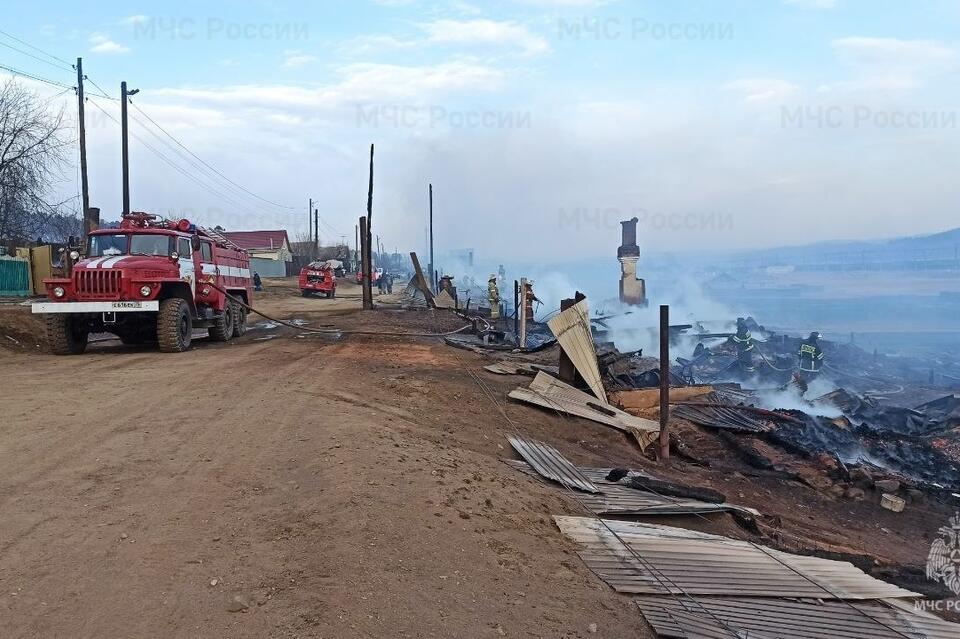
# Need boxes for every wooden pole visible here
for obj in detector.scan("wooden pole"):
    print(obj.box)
[360,216,372,309]
[365,145,374,280]
[76,58,90,227]
[519,277,528,348]
[513,280,519,337]
[409,252,435,306]
[428,183,434,293]
[659,304,670,461]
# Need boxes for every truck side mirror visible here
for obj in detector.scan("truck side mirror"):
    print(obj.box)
[191,234,201,252]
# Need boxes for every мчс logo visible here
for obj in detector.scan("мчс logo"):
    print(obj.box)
[927,513,960,595]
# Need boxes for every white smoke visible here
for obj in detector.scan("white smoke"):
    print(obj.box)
[599,275,748,358]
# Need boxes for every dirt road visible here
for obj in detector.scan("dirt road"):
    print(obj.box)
[0,280,650,638]
[2,278,954,637]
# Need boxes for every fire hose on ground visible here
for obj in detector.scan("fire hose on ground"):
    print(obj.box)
[207,281,474,339]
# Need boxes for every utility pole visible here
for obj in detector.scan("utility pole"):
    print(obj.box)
[428,183,434,293]
[120,81,139,216]
[362,143,375,310]
[659,304,671,461]
[360,216,372,309]
[308,197,312,245]
[314,207,319,252]
[76,58,90,230]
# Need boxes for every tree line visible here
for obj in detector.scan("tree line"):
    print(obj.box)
[0,78,81,252]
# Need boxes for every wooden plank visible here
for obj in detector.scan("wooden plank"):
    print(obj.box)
[509,372,659,448]
[408,251,435,306]
[615,386,714,414]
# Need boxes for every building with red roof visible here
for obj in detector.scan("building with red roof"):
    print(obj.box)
[223,230,293,277]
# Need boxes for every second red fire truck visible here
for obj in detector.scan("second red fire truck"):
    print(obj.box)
[32,213,252,354]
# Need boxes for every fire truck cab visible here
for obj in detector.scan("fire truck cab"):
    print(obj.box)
[298,261,336,298]
[31,213,253,354]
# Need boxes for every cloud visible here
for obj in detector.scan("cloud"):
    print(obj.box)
[154,61,505,112]
[421,19,550,56]
[724,78,800,103]
[89,33,131,54]
[343,19,550,57]
[341,34,419,56]
[829,37,959,91]
[120,15,149,26]
[282,51,318,68]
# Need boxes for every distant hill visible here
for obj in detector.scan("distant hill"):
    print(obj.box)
[717,226,960,268]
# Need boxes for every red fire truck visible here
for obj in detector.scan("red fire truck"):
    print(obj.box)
[298,261,336,298]
[32,213,253,354]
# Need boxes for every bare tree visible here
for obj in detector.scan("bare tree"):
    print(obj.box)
[0,79,75,245]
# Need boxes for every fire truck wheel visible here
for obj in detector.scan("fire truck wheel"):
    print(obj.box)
[158,298,193,352]
[232,302,246,338]
[46,314,89,355]
[301,290,311,297]
[326,289,334,299]
[208,302,234,342]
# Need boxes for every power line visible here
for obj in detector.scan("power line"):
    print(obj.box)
[126,113,263,216]
[0,61,74,91]
[41,86,76,105]
[0,28,73,68]
[86,97,260,216]
[128,99,297,211]
[83,75,117,101]
[125,106,267,215]
[0,39,73,73]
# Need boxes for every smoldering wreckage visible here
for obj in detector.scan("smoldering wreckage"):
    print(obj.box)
[395,217,960,637]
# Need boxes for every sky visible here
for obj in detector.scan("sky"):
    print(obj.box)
[3,0,960,261]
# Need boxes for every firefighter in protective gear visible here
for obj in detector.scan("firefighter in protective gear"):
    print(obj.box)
[732,317,756,374]
[798,331,825,380]
[488,275,501,320]
[523,280,541,324]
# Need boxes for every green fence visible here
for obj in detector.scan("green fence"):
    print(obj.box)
[0,256,30,296]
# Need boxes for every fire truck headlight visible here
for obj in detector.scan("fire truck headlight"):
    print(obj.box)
[140,285,152,297]
[53,286,66,298]
[69,250,80,260]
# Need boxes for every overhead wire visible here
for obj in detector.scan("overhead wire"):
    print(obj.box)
[124,111,264,217]
[0,27,73,68]
[86,96,264,217]
[0,61,74,90]
[82,75,116,101]
[0,39,73,73]
[128,99,296,211]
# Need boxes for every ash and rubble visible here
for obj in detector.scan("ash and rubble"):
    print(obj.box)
[593,315,960,493]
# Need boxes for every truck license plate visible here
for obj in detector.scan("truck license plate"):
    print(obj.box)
[112,302,142,309]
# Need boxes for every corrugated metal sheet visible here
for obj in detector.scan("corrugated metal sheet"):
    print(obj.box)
[507,461,759,517]
[547,299,606,402]
[0,256,31,297]
[637,596,960,639]
[553,516,918,599]
[507,436,600,494]
[509,372,659,448]
[655,609,766,639]
[672,399,770,432]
